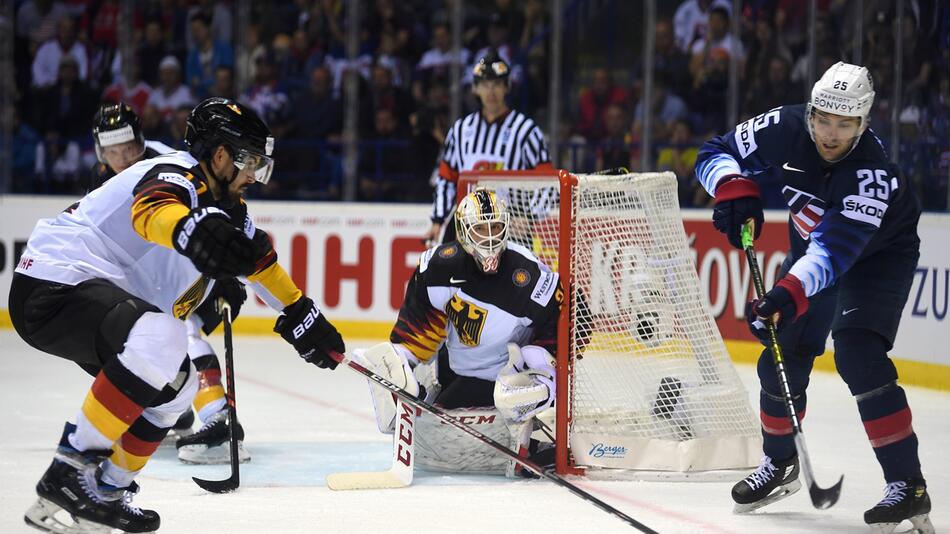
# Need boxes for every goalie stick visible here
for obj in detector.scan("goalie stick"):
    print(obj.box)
[328,351,659,534]
[327,398,416,490]
[741,221,843,509]
[192,301,241,493]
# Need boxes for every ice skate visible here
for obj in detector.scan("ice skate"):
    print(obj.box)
[24,425,160,533]
[176,409,250,465]
[865,479,934,534]
[732,455,801,513]
[161,409,195,443]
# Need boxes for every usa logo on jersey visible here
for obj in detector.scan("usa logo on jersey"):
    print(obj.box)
[782,186,826,239]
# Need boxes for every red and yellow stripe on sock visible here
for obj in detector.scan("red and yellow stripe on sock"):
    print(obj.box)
[194,367,226,416]
[110,416,170,473]
[78,361,160,447]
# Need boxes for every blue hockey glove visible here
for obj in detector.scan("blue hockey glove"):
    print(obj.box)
[746,275,809,342]
[713,175,763,249]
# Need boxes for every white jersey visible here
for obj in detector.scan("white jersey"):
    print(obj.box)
[16,150,288,318]
[390,242,561,381]
[432,109,553,223]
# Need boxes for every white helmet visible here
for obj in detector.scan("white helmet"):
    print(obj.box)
[455,188,510,273]
[806,61,875,159]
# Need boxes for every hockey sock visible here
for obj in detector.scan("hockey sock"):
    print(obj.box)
[192,353,226,422]
[756,346,813,460]
[856,382,921,482]
[833,329,922,482]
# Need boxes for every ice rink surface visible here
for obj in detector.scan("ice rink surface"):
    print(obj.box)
[1,330,945,534]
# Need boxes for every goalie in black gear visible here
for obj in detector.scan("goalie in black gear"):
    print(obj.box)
[356,188,563,476]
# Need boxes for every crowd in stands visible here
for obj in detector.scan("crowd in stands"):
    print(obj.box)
[7,0,949,211]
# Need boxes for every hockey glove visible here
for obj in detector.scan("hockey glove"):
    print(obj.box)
[746,275,809,342]
[713,175,763,249]
[173,207,259,278]
[274,296,345,370]
[195,278,248,335]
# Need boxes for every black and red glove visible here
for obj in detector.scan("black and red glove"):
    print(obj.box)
[746,275,809,342]
[713,175,763,249]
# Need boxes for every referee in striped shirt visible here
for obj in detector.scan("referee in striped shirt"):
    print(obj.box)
[425,50,555,246]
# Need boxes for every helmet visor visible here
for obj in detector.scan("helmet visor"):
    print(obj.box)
[233,149,274,184]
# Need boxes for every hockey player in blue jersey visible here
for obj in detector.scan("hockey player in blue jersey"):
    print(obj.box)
[695,62,932,533]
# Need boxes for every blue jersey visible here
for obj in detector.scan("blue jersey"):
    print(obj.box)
[695,104,920,298]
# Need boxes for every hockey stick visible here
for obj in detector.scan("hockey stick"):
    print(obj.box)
[192,301,241,493]
[326,398,416,490]
[328,351,658,533]
[741,221,843,509]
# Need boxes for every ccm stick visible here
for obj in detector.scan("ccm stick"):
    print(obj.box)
[741,221,843,509]
[193,301,241,493]
[327,350,659,533]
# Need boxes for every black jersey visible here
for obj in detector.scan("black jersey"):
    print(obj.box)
[696,104,921,297]
[391,241,562,380]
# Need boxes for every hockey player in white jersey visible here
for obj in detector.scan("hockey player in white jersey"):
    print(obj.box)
[425,50,555,246]
[360,188,562,475]
[10,97,346,533]
[90,102,249,464]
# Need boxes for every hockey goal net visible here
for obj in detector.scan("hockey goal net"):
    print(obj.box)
[457,169,760,476]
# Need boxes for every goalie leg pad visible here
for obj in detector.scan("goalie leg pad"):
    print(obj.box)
[353,342,419,433]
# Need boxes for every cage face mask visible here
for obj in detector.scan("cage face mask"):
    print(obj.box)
[455,189,510,274]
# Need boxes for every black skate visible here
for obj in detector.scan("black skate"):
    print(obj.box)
[732,455,801,513]
[161,408,195,443]
[176,409,250,465]
[865,479,934,534]
[24,424,160,533]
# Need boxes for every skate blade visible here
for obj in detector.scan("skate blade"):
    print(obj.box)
[25,497,111,533]
[870,513,935,534]
[733,479,802,514]
[178,441,250,465]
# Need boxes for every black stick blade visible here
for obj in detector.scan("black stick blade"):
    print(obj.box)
[809,475,843,509]
[192,474,240,494]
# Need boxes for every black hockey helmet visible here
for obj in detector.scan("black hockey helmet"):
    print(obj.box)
[184,97,275,184]
[472,49,510,85]
[92,102,145,164]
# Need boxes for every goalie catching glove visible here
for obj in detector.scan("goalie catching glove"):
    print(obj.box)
[275,296,345,369]
[493,344,556,423]
[173,207,259,278]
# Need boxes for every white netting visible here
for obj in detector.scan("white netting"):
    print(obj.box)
[461,171,760,473]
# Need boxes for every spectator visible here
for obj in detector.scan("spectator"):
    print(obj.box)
[147,56,196,122]
[31,55,98,139]
[31,16,88,87]
[689,5,744,81]
[689,48,730,136]
[365,0,412,59]
[235,22,267,88]
[292,66,343,140]
[465,12,521,85]
[577,67,629,141]
[140,103,172,144]
[651,18,691,99]
[655,120,703,207]
[745,16,792,94]
[208,65,235,99]
[595,104,634,172]
[359,108,413,201]
[16,0,70,51]
[34,136,84,194]
[81,0,119,49]
[673,0,732,53]
[745,56,802,115]
[11,108,41,193]
[417,23,471,81]
[634,74,688,144]
[186,1,233,49]
[362,63,415,135]
[166,104,194,149]
[185,11,234,99]
[138,19,171,87]
[240,51,292,137]
[102,60,153,116]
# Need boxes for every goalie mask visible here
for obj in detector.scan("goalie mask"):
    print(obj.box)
[806,61,875,163]
[455,188,510,274]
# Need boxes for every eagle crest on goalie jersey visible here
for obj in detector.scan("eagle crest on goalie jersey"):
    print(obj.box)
[391,241,562,382]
